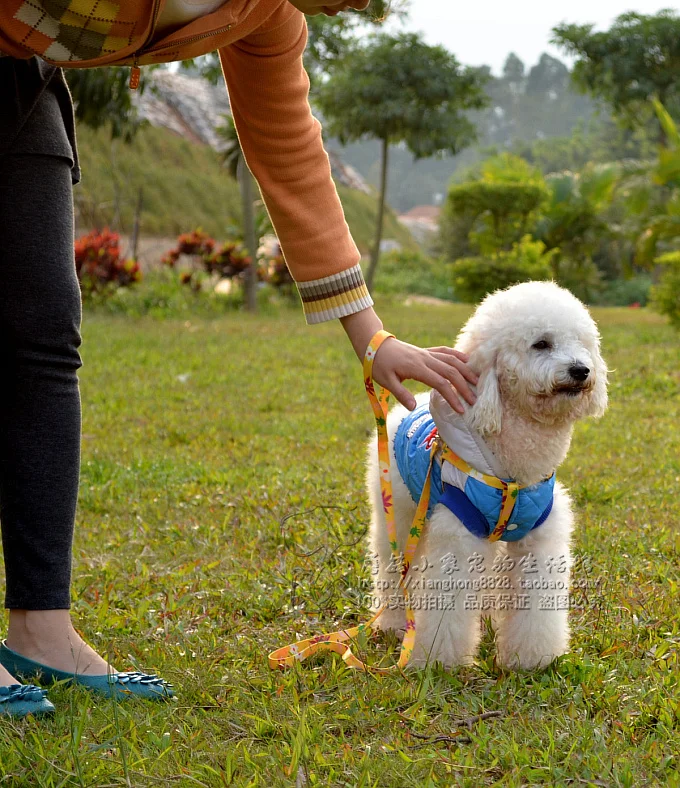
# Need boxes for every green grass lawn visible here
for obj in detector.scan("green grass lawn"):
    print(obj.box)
[0,300,678,786]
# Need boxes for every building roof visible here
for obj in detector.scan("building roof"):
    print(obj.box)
[399,205,441,222]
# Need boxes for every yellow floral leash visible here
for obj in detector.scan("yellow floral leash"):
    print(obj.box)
[268,329,526,673]
[269,329,431,672]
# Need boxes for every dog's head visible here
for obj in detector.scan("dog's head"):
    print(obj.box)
[457,281,608,435]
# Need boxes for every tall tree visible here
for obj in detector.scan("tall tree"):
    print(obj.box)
[502,53,525,94]
[553,10,680,145]
[305,0,400,85]
[216,116,258,312]
[315,32,488,290]
[525,54,569,99]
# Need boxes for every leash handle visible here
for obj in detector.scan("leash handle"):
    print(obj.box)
[362,329,395,427]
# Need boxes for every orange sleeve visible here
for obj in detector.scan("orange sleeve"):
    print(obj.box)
[218,2,372,323]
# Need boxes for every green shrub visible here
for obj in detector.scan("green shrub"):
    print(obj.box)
[86,268,291,319]
[442,154,549,258]
[450,236,555,303]
[599,274,653,306]
[553,256,604,304]
[370,249,454,300]
[650,252,680,328]
[448,181,549,253]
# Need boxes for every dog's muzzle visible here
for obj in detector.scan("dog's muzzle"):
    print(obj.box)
[551,363,592,397]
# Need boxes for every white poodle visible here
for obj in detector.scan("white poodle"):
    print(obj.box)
[366,281,608,670]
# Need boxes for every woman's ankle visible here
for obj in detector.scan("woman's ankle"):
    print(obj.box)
[6,610,115,675]
[7,609,72,651]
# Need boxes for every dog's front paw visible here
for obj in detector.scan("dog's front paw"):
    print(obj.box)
[406,640,477,670]
[496,648,560,671]
[496,630,567,671]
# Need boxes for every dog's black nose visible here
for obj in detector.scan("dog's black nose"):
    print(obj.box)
[569,363,590,382]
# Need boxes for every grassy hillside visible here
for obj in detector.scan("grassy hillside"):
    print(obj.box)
[75,123,415,253]
[336,183,417,252]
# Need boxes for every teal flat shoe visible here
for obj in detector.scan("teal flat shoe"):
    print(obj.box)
[0,683,55,718]
[0,641,173,701]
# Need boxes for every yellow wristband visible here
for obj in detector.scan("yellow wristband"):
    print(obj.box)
[362,329,395,382]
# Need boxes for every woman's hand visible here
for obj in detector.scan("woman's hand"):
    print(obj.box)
[371,337,477,414]
[339,307,478,413]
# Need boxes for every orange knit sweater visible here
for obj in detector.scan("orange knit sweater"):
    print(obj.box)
[0,0,372,323]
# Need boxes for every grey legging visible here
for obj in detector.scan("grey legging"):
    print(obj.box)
[0,153,82,609]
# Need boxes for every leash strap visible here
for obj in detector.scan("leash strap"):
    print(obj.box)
[437,444,523,542]
[269,329,432,673]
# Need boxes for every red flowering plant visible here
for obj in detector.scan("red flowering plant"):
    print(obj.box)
[163,230,268,289]
[205,242,254,279]
[74,228,141,296]
[173,229,215,259]
[162,229,297,299]
[161,229,215,282]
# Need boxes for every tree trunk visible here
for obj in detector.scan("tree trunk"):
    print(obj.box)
[658,90,668,148]
[238,156,258,313]
[110,139,121,231]
[129,187,143,261]
[366,137,389,292]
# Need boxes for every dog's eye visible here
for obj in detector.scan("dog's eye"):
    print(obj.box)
[532,339,552,351]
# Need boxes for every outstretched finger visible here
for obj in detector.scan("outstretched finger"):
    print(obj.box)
[384,376,417,411]
[428,351,479,385]
[427,357,477,407]
[428,346,470,363]
[414,368,466,414]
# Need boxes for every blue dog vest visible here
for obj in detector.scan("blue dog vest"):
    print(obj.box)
[393,404,554,542]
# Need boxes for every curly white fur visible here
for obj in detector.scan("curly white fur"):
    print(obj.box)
[366,281,608,670]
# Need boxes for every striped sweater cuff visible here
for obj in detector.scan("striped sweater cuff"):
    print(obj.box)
[298,264,374,325]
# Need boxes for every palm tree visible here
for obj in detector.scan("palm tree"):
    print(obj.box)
[637,101,680,263]
[612,102,680,268]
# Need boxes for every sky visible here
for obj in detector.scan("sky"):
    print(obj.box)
[385,0,673,74]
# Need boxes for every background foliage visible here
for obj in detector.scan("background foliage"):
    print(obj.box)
[553,10,680,145]
[450,236,556,303]
[315,31,488,288]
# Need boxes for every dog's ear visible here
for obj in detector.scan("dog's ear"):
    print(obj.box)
[586,346,608,418]
[469,363,502,436]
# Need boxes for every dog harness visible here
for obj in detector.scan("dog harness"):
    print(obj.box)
[394,403,555,542]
